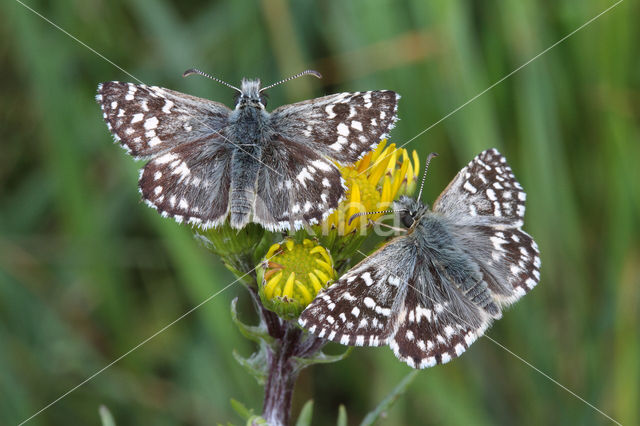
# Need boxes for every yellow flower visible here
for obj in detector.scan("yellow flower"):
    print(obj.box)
[258,238,336,319]
[322,140,419,234]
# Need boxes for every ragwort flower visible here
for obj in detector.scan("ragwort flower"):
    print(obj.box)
[258,238,336,319]
[322,140,419,235]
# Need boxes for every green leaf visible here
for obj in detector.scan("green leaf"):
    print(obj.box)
[230,398,253,420]
[293,347,353,369]
[246,416,268,425]
[360,371,419,426]
[232,349,269,385]
[337,405,348,426]
[98,405,116,426]
[230,297,274,345]
[295,399,314,426]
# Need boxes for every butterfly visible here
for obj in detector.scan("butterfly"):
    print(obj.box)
[298,149,540,368]
[96,69,399,231]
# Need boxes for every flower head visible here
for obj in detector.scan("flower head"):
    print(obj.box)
[322,140,419,234]
[258,238,336,319]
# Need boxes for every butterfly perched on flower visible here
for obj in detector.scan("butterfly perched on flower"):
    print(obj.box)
[96,69,399,231]
[299,149,540,368]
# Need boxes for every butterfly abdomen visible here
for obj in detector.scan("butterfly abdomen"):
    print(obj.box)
[229,145,262,228]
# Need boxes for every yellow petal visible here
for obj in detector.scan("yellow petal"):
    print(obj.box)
[313,268,330,284]
[392,157,410,197]
[285,239,295,251]
[413,150,420,176]
[368,154,388,186]
[346,184,361,233]
[308,272,324,293]
[315,258,333,274]
[310,246,332,265]
[263,271,283,299]
[385,149,397,175]
[282,272,295,298]
[265,243,281,258]
[379,175,392,213]
[357,151,373,173]
[295,280,313,305]
[371,139,388,161]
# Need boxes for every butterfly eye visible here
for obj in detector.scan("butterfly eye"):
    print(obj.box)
[400,211,415,228]
[260,93,268,107]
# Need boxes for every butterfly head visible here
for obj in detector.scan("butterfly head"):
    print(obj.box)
[237,79,268,110]
[394,195,427,228]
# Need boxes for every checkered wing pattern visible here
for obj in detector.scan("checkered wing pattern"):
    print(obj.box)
[435,148,541,305]
[97,82,231,159]
[270,91,399,164]
[254,138,344,231]
[300,148,541,370]
[434,148,526,228]
[299,241,413,347]
[389,272,492,369]
[138,142,232,227]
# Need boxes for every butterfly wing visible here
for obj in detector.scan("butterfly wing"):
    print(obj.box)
[389,268,493,369]
[138,141,232,227]
[299,233,494,369]
[299,238,416,347]
[97,82,232,158]
[270,91,399,164]
[98,82,234,227]
[433,148,541,305]
[434,148,526,228]
[253,138,344,230]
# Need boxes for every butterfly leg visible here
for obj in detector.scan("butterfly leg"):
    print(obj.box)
[368,219,408,234]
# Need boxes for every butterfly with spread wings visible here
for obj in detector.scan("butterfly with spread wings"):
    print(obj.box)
[299,149,540,368]
[96,69,399,231]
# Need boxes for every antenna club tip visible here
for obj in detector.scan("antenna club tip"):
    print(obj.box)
[182,68,198,78]
[309,70,322,79]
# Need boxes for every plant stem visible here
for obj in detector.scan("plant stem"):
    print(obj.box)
[259,317,326,425]
[262,323,301,426]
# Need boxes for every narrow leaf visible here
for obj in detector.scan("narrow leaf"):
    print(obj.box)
[230,297,274,345]
[360,371,419,426]
[295,399,314,426]
[337,404,348,426]
[98,405,116,426]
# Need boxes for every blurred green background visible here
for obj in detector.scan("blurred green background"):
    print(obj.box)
[1,0,638,424]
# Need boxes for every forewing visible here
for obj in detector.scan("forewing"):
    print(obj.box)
[139,141,232,227]
[299,239,415,347]
[97,82,231,158]
[434,148,540,306]
[433,148,526,228]
[253,138,344,231]
[270,91,399,164]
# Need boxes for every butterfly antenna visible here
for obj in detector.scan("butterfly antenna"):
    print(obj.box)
[182,68,241,93]
[260,70,322,93]
[348,209,399,226]
[416,152,439,201]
